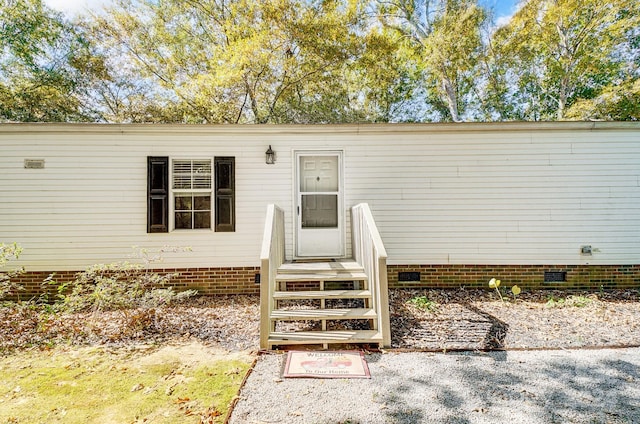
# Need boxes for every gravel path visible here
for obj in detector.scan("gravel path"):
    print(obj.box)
[230,347,640,424]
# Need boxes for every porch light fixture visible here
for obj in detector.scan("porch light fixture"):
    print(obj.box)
[265,145,275,164]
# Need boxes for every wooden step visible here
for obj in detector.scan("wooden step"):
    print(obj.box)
[268,330,383,346]
[278,260,363,274]
[275,271,367,282]
[271,308,376,320]
[273,289,372,300]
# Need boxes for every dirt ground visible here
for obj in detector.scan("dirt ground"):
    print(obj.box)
[1,288,640,352]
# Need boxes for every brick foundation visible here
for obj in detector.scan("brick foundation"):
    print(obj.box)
[6,264,639,301]
[387,264,640,290]
[8,266,261,301]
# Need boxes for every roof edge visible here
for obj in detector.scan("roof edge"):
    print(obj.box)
[0,121,638,135]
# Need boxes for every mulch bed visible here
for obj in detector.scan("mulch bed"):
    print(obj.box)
[390,288,640,351]
[1,289,639,353]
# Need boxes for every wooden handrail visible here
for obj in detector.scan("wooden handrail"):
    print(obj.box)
[259,204,285,349]
[351,203,391,347]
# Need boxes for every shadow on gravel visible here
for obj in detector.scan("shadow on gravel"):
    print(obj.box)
[447,350,640,423]
[374,375,427,424]
[534,356,640,423]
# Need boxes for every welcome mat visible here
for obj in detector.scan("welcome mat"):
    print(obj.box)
[283,351,371,379]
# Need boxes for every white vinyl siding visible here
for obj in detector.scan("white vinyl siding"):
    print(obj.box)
[0,123,638,271]
[344,131,640,265]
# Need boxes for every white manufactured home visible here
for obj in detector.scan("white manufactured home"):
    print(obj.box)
[1,122,639,347]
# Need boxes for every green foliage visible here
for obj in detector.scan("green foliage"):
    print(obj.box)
[407,295,438,312]
[88,0,403,123]
[0,0,106,122]
[488,278,521,303]
[52,247,198,337]
[0,242,25,300]
[545,295,594,308]
[57,261,196,313]
[488,277,504,302]
[491,0,640,121]
[566,79,640,121]
[511,285,521,300]
[377,0,487,122]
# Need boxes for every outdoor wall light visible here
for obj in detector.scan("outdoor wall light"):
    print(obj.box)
[580,245,593,256]
[265,145,275,164]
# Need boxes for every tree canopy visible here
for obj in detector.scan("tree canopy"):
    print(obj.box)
[0,0,638,123]
[0,0,107,121]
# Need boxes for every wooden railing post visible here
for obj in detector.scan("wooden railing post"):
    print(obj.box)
[259,204,285,349]
[351,203,391,347]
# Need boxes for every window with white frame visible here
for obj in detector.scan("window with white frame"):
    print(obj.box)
[172,159,212,229]
[147,156,235,233]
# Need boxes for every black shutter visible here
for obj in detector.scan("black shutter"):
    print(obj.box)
[215,157,235,232]
[147,156,169,233]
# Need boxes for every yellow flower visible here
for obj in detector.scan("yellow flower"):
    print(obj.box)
[511,285,521,296]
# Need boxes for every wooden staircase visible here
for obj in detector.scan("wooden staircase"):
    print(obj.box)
[260,203,391,350]
[267,260,383,349]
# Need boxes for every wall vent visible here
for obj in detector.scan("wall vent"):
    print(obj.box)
[24,159,45,169]
[544,271,567,283]
[398,271,421,282]
[254,273,260,284]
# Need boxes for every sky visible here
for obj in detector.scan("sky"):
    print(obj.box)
[483,0,521,17]
[44,0,111,16]
[45,0,521,22]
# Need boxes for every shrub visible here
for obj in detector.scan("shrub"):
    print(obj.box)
[53,247,198,337]
[407,295,438,312]
[0,242,25,300]
[58,261,197,313]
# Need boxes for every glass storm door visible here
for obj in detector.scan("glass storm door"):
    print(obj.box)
[295,152,344,257]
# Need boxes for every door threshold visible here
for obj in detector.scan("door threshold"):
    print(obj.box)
[292,258,340,263]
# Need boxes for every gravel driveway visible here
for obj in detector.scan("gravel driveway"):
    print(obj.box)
[229,347,640,424]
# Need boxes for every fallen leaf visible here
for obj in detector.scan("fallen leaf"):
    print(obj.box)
[225,367,241,375]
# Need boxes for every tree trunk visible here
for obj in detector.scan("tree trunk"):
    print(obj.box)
[442,77,461,122]
[557,75,570,120]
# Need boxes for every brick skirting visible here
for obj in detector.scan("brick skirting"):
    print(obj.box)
[6,264,640,300]
[8,267,261,301]
[387,264,640,290]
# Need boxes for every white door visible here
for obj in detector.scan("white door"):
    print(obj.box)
[295,152,344,257]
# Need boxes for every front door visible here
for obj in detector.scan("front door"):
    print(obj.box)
[295,151,344,257]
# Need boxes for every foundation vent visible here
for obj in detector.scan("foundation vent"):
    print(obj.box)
[544,271,567,283]
[398,271,421,282]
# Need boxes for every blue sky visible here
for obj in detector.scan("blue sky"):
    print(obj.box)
[46,0,520,22]
[482,0,520,18]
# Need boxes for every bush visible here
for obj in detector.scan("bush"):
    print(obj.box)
[0,242,25,300]
[53,255,198,339]
[58,261,197,313]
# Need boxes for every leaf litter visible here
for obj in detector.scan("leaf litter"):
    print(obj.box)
[2,289,640,354]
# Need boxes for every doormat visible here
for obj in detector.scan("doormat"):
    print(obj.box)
[283,351,371,379]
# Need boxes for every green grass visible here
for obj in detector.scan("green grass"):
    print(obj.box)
[0,345,252,423]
